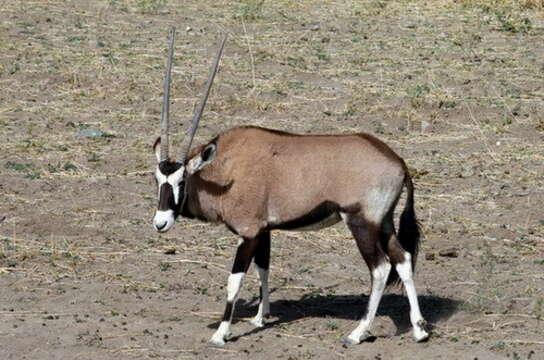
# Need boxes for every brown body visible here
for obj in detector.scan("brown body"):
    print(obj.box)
[185,126,406,240]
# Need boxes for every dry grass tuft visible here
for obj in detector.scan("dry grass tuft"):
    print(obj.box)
[455,0,544,9]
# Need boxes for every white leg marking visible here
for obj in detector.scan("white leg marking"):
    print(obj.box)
[250,266,270,328]
[396,253,429,342]
[227,272,245,302]
[345,261,391,344]
[209,321,231,346]
[209,272,245,346]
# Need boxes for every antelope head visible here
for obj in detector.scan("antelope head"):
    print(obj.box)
[152,28,226,232]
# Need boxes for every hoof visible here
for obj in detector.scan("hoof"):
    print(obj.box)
[342,331,371,345]
[341,336,360,345]
[414,329,429,343]
[414,320,430,342]
[208,331,231,347]
[250,317,265,328]
[208,337,226,347]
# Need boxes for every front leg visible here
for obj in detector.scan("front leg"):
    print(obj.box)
[251,231,271,328]
[209,237,258,346]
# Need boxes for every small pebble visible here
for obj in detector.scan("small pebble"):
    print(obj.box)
[438,248,459,258]
[425,253,436,261]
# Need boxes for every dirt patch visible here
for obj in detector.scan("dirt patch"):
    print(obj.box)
[0,0,543,359]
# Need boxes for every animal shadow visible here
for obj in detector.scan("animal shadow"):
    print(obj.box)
[208,290,460,341]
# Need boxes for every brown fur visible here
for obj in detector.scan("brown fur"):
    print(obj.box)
[185,126,407,239]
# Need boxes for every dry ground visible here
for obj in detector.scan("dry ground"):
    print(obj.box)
[1,0,543,359]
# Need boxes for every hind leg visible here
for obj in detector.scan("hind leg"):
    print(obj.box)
[383,218,429,342]
[396,253,428,342]
[343,214,391,345]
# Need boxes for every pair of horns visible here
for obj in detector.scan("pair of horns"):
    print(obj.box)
[159,26,227,164]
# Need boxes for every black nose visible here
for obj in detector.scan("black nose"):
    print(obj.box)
[155,221,167,231]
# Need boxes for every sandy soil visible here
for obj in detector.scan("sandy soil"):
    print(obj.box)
[0,0,543,359]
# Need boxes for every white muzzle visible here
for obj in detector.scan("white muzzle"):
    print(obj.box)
[153,210,175,232]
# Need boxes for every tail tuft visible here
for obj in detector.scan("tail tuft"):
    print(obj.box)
[386,173,421,286]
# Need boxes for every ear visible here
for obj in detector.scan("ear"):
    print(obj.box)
[186,143,217,175]
[153,137,161,162]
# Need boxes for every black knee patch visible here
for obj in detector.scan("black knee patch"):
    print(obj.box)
[222,301,233,321]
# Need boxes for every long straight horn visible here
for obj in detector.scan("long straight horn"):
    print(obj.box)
[178,34,227,164]
[159,27,176,162]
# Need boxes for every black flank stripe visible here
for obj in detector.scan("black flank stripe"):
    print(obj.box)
[268,201,340,231]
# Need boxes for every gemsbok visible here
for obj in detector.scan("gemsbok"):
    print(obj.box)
[152,28,429,346]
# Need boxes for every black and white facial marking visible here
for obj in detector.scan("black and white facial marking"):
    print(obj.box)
[153,161,185,232]
[152,139,218,233]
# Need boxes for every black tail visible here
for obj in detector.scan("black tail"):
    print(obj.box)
[386,173,421,286]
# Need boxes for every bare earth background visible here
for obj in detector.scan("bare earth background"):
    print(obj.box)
[1,0,543,359]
